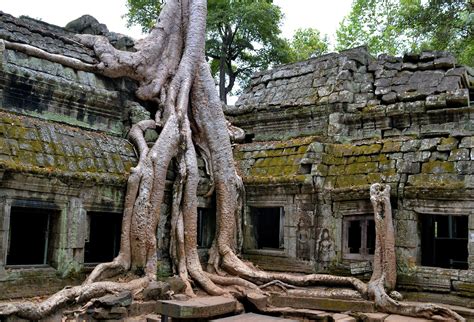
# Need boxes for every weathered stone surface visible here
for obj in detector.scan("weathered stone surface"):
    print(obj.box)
[0,110,136,184]
[94,291,133,307]
[0,12,96,63]
[269,295,376,313]
[143,281,172,301]
[359,312,389,322]
[332,313,357,322]
[211,313,298,321]
[384,314,431,322]
[156,296,237,319]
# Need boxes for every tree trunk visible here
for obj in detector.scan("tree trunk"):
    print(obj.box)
[219,45,227,103]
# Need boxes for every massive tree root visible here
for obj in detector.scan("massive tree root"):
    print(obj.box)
[0,1,466,320]
[367,184,463,321]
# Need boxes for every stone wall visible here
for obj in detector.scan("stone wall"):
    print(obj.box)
[231,46,474,301]
[0,12,139,135]
[0,12,143,299]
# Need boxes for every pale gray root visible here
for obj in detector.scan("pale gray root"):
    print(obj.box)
[246,292,348,320]
[287,287,365,300]
[85,120,157,284]
[0,277,150,320]
[259,280,298,291]
[188,58,370,301]
[369,276,464,321]
[1,39,97,72]
[226,120,245,143]
[82,0,223,296]
[369,183,396,291]
[368,183,463,321]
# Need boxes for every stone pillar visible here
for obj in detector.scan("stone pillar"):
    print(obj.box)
[0,198,12,276]
[0,39,5,68]
[56,198,86,276]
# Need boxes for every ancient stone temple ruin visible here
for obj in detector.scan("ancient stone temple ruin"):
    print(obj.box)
[0,10,473,315]
[230,47,474,308]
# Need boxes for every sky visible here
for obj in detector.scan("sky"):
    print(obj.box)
[1,0,354,45]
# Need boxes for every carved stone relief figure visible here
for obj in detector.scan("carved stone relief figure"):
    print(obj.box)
[316,228,335,270]
[296,215,311,260]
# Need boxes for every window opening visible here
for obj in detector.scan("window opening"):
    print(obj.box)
[421,214,468,269]
[6,207,59,266]
[251,207,284,250]
[343,215,375,259]
[348,220,361,253]
[84,212,122,264]
[197,208,216,248]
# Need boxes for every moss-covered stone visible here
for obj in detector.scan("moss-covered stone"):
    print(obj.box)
[322,154,345,165]
[437,137,458,151]
[348,155,372,163]
[407,173,465,188]
[0,110,137,184]
[335,174,369,188]
[355,144,383,155]
[421,161,455,174]
[328,165,345,175]
[345,162,378,174]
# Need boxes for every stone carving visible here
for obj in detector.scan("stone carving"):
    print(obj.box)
[316,228,335,270]
[296,215,311,260]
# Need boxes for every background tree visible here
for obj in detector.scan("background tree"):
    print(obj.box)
[286,27,329,63]
[125,0,289,103]
[336,0,473,65]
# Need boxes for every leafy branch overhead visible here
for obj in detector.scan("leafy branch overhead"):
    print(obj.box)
[336,0,473,65]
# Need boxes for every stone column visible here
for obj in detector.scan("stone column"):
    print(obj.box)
[57,198,86,276]
[0,198,12,277]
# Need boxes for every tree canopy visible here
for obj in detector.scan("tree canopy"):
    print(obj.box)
[125,0,289,103]
[285,28,329,63]
[336,0,473,66]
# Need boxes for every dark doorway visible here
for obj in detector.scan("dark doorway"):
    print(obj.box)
[421,214,468,269]
[84,212,122,264]
[251,207,284,249]
[7,207,59,266]
[197,208,216,248]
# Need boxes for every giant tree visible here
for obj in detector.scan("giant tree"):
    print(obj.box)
[125,0,289,103]
[0,1,465,320]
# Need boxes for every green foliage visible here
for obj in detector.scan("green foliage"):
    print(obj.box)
[206,0,288,99]
[124,0,288,101]
[336,0,473,65]
[286,28,329,62]
[124,0,164,33]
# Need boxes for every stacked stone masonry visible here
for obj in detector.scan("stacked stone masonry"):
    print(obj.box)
[0,12,141,298]
[0,11,473,308]
[231,46,474,307]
